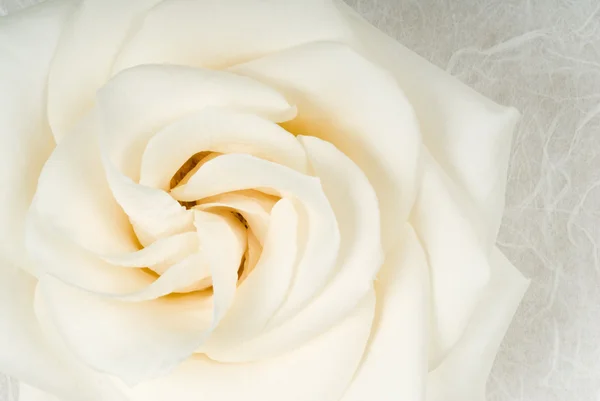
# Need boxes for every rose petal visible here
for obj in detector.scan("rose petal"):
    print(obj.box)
[200,198,298,355]
[26,211,154,294]
[341,225,429,401]
[96,64,296,182]
[127,291,376,401]
[101,210,246,299]
[101,231,198,268]
[202,135,382,362]
[196,191,276,246]
[232,41,421,251]
[425,248,529,401]
[96,254,210,301]
[111,0,351,73]
[0,0,76,275]
[101,153,194,246]
[412,150,500,365]
[38,210,244,383]
[336,0,520,245]
[239,229,262,283]
[0,263,126,401]
[171,153,340,321]
[140,108,308,191]
[32,114,138,256]
[192,210,246,299]
[47,0,163,140]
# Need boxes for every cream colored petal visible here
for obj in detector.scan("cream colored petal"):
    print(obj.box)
[26,211,154,294]
[239,229,262,283]
[38,275,214,385]
[196,191,275,246]
[341,225,429,401]
[336,0,519,246]
[201,198,298,357]
[0,0,76,275]
[140,108,308,191]
[0,263,126,401]
[192,210,246,299]
[102,155,194,246]
[37,210,244,382]
[171,154,340,322]
[96,64,296,182]
[32,114,137,257]
[47,0,163,140]
[127,292,376,401]
[426,248,529,401]
[412,150,499,365]
[232,41,421,251]
[112,0,351,72]
[101,231,198,268]
[201,136,382,362]
[94,253,209,301]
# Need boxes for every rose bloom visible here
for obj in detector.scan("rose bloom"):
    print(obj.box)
[0,1,529,401]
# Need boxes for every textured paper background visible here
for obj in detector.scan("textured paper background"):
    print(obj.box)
[1,1,597,400]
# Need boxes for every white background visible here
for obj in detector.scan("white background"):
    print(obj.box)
[1,0,598,400]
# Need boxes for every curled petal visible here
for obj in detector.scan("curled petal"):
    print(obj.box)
[127,292,376,401]
[201,198,298,356]
[196,191,276,246]
[203,135,382,362]
[101,231,198,268]
[102,155,194,246]
[96,64,296,182]
[32,114,138,256]
[172,154,340,320]
[232,41,421,251]
[26,211,154,294]
[140,108,308,190]
[37,210,245,382]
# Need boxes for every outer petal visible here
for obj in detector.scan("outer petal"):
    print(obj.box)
[19,383,61,401]
[111,0,351,72]
[341,225,429,401]
[127,292,376,401]
[0,264,126,401]
[0,0,73,277]
[32,114,138,256]
[232,42,421,251]
[47,0,164,140]
[336,0,519,245]
[38,275,214,385]
[0,3,123,400]
[412,150,496,363]
[426,248,529,401]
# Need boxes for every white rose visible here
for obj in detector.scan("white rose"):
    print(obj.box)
[0,1,529,401]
